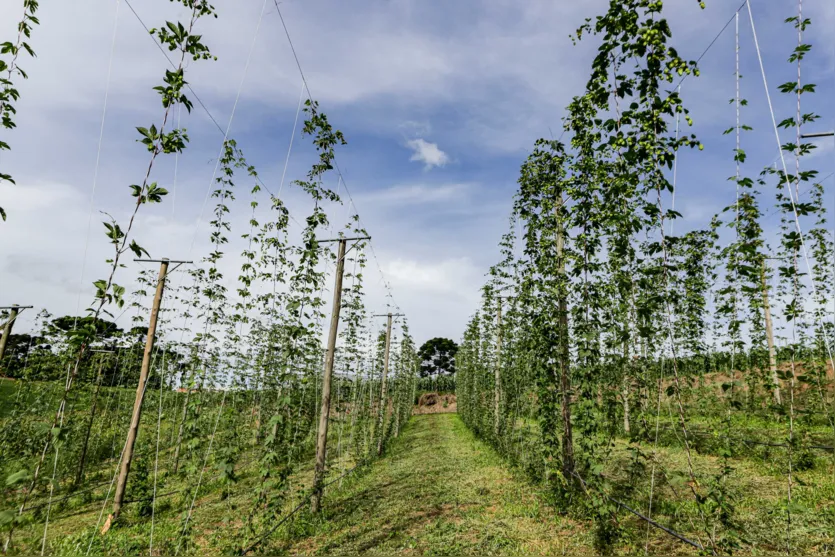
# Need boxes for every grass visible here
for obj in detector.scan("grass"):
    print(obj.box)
[1,392,351,555]
[5,384,832,555]
[276,413,594,556]
[601,433,835,555]
[499,410,835,555]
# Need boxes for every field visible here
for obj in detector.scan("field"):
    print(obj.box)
[4,377,833,556]
[279,413,594,556]
[2,0,835,554]
[0,370,415,556]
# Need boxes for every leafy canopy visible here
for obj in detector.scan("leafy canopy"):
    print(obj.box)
[417,337,458,378]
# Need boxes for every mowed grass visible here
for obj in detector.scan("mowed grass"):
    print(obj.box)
[277,413,594,556]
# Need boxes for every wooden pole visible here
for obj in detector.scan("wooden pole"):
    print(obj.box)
[762,260,782,405]
[622,340,631,435]
[76,357,106,485]
[172,354,198,474]
[171,385,191,474]
[393,381,401,438]
[494,301,502,436]
[393,354,403,439]
[556,192,575,479]
[376,313,393,455]
[0,306,20,369]
[311,239,348,513]
[111,259,169,522]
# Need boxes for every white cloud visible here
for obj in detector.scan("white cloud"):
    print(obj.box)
[386,257,479,294]
[406,138,450,169]
[399,120,432,138]
[2,0,832,347]
[382,256,483,341]
[806,137,835,161]
[0,180,76,212]
[362,183,471,206]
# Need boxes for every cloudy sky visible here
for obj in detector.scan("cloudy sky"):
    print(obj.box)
[0,0,833,346]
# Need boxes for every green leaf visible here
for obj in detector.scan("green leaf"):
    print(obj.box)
[0,510,17,526]
[5,469,29,486]
[129,240,149,259]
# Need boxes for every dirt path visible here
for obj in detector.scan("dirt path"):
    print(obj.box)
[280,413,593,555]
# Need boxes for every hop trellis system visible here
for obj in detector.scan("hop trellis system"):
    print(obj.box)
[1,0,835,555]
[458,0,834,554]
[0,0,417,555]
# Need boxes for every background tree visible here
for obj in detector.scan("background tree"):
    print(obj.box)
[418,337,458,379]
[0,332,47,377]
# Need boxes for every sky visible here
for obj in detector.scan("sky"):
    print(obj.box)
[0,0,833,348]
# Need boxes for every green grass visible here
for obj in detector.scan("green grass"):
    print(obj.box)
[600,434,835,555]
[6,384,832,555]
[276,413,594,556]
[2,419,359,555]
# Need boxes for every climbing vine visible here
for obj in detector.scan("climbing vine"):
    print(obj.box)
[458,1,834,555]
[0,1,417,554]
[0,0,40,221]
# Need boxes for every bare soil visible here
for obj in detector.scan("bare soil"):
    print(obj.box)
[413,392,457,414]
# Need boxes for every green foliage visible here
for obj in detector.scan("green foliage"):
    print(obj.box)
[417,337,458,378]
[5,0,834,555]
[0,0,40,222]
[456,1,835,555]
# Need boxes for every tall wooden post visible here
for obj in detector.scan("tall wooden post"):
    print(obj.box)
[556,192,575,480]
[393,352,403,439]
[311,239,348,513]
[76,355,109,485]
[410,360,418,417]
[621,340,631,434]
[494,300,502,436]
[370,311,403,454]
[0,305,31,371]
[172,351,198,474]
[111,259,169,521]
[393,377,401,438]
[376,313,393,455]
[0,306,20,368]
[171,383,191,474]
[762,259,782,405]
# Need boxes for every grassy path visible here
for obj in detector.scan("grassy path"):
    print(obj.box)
[279,413,593,556]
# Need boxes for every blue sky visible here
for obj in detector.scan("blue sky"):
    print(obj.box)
[0,0,833,346]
